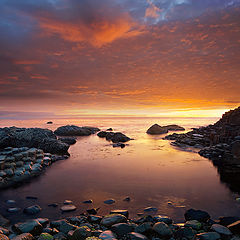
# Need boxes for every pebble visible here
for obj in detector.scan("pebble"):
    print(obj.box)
[104,199,115,205]
[60,205,77,212]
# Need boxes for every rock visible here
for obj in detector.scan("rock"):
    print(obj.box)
[174,226,195,240]
[52,232,67,240]
[185,220,201,230]
[38,233,53,240]
[86,208,99,215]
[123,197,131,202]
[47,122,53,124]
[197,232,221,240]
[13,220,43,235]
[60,205,77,212]
[111,223,132,237]
[219,216,240,226]
[163,125,185,131]
[153,222,172,237]
[110,210,129,218]
[0,234,9,240]
[184,209,210,222]
[104,199,115,205]
[83,200,93,204]
[11,233,34,240]
[72,226,92,240]
[7,208,21,213]
[63,200,73,205]
[59,138,76,145]
[97,132,108,138]
[87,215,102,223]
[112,143,125,148]
[153,215,173,225]
[36,218,49,227]
[54,125,98,136]
[135,222,152,234]
[128,232,148,240]
[0,215,9,227]
[143,207,158,213]
[26,196,38,200]
[110,133,130,143]
[211,224,232,236]
[0,227,9,236]
[48,203,58,207]
[106,128,113,131]
[50,220,77,234]
[99,231,117,240]
[146,124,168,135]
[100,214,127,227]
[23,205,41,215]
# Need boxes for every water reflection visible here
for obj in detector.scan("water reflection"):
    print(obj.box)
[0,117,240,223]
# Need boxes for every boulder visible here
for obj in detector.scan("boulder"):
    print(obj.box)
[184,209,210,222]
[58,138,76,145]
[71,226,92,240]
[111,223,133,237]
[54,125,99,136]
[228,220,240,234]
[13,220,43,235]
[211,224,232,236]
[146,124,168,135]
[110,133,130,143]
[100,214,127,227]
[153,222,172,237]
[23,205,41,215]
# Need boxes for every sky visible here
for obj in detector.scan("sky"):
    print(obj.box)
[0,0,240,119]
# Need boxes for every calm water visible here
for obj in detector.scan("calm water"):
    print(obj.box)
[0,117,240,223]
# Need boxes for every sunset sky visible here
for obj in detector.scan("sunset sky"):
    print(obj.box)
[0,0,240,119]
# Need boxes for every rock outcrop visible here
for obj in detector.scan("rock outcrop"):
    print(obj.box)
[54,125,100,136]
[97,131,131,143]
[147,124,185,135]
[0,127,69,155]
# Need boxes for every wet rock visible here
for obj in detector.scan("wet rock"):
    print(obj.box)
[51,220,77,234]
[52,232,67,240]
[153,222,172,237]
[54,125,99,136]
[135,222,152,234]
[164,125,185,131]
[36,218,49,227]
[63,200,73,205]
[97,132,108,138]
[110,210,129,218]
[111,223,133,237]
[99,230,117,240]
[147,124,168,135]
[38,233,53,240]
[128,232,148,240]
[197,232,221,240]
[100,214,127,227]
[83,200,93,204]
[86,208,100,215]
[87,216,102,223]
[123,197,131,202]
[211,224,232,236]
[59,138,76,145]
[48,203,58,207]
[23,205,41,215]
[185,220,202,230]
[112,143,125,148]
[153,215,173,225]
[184,209,210,222]
[60,205,77,212]
[143,207,158,213]
[228,220,240,234]
[72,226,92,240]
[13,220,43,235]
[25,196,38,200]
[110,133,130,143]
[104,199,115,205]
[7,208,21,213]
[11,233,34,240]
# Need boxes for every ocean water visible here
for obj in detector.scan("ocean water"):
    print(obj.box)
[0,117,240,223]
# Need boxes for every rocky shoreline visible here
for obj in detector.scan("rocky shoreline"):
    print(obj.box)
[0,204,240,240]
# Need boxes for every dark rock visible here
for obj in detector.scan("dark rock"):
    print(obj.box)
[54,125,99,136]
[184,209,210,222]
[47,122,53,124]
[110,133,130,143]
[143,207,158,213]
[23,205,41,215]
[87,215,102,223]
[86,208,100,215]
[153,215,173,225]
[50,220,77,234]
[174,227,195,240]
[106,128,113,131]
[197,232,221,240]
[52,232,67,240]
[211,224,232,236]
[71,226,92,240]
[97,132,108,138]
[13,220,43,235]
[111,223,133,237]
[146,124,168,135]
[7,208,21,213]
[48,203,58,208]
[82,200,93,204]
[228,220,240,234]
[112,143,125,148]
[163,125,185,131]
[59,137,76,145]
[100,214,127,227]
[104,199,115,205]
[123,196,131,202]
[135,222,152,234]
[38,233,53,240]
[219,216,240,226]
[153,222,172,237]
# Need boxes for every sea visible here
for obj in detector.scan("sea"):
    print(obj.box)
[0,117,240,223]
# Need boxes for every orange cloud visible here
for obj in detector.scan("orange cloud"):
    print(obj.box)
[39,14,143,47]
[145,0,162,19]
